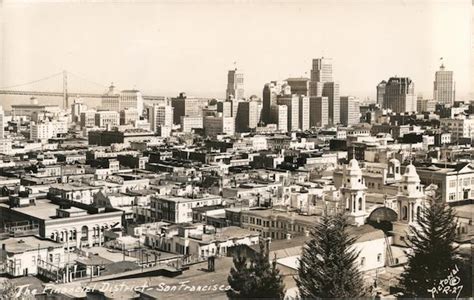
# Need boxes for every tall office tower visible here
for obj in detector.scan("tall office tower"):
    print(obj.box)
[150,104,173,133]
[383,77,417,113]
[217,101,233,117]
[71,98,87,124]
[171,93,203,125]
[376,81,387,107]
[101,84,120,112]
[262,82,278,124]
[94,110,120,129]
[120,108,139,125]
[203,114,235,137]
[433,63,455,105]
[286,77,310,96]
[277,93,300,131]
[80,110,96,128]
[310,57,333,84]
[226,68,244,100]
[309,96,328,127]
[121,90,144,116]
[0,106,4,139]
[236,101,261,132]
[298,95,310,130]
[271,105,288,132]
[322,82,340,124]
[309,57,340,124]
[340,96,360,126]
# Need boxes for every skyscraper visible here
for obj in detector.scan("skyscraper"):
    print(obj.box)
[376,81,387,107]
[383,77,416,113]
[309,57,340,124]
[101,84,120,112]
[277,90,299,131]
[340,96,360,126]
[150,104,173,133]
[286,77,310,96]
[298,95,310,130]
[262,82,278,124]
[270,105,288,132]
[322,82,340,125]
[433,63,455,105]
[121,90,144,116]
[309,96,328,127]
[236,101,261,132]
[226,68,244,100]
[171,92,204,125]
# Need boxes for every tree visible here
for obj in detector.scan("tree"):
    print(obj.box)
[398,201,461,298]
[227,240,285,299]
[296,213,365,298]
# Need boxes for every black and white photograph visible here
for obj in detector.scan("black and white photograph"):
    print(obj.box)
[0,0,472,299]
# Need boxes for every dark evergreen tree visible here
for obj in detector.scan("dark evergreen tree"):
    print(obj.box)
[296,213,365,298]
[227,240,285,299]
[398,201,461,298]
[227,249,251,299]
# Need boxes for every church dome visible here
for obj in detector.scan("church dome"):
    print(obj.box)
[403,164,420,182]
[347,159,360,170]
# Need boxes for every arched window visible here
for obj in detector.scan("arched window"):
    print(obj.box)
[81,225,89,240]
[377,253,382,262]
[402,206,408,220]
[358,197,363,211]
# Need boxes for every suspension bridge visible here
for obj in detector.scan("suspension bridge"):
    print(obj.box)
[0,71,165,108]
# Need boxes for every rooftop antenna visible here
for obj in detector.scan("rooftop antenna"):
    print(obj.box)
[440,57,445,69]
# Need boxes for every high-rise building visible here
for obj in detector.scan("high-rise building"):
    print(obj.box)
[101,85,144,116]
[309,96,328,127]
[181,116,203,133]
[298,95,310,130]
[322,82,340,124]
[383,77,417,113]
[150,104,173,133]
[101,84,120,112]
[171,93,204,125]
[0,106,4,139]
[226,68,244,100]
[277,93,299,131]
[376,81,387,107]
[262,83,278,124]
[120,108,139,125]
[217,101,233,117]
[71,98,87,124]
[120,90,144,116]
[236,101,261,132]
[309,57,340,125]
[95,111,120,129]
[203,115,235,137]
[340,96,360,126]
[270,105,288,132]
[310,57,333,84]
[417,98,436,113]
[80,110,96,128]
[286,78,310,96]
[433,63,455,105]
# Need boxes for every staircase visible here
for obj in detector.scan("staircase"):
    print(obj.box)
[384,234,395,266]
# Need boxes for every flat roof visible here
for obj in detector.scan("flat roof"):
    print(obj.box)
[2,236,62,253]
[154,195,221,203]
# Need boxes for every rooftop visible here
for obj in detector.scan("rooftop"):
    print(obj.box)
[1,236,62,253]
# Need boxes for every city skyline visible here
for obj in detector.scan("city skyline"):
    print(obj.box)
[0,0,472,104]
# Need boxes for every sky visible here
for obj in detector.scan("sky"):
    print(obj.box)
[0,0,472,107]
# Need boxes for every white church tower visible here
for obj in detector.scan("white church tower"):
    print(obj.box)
[397,164,428,226]
[340,159,367,226]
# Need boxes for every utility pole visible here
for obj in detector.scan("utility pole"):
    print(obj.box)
[63,70,68,109]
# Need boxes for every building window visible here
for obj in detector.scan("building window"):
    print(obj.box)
[360,257,365,267]
[377,253,382,262]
